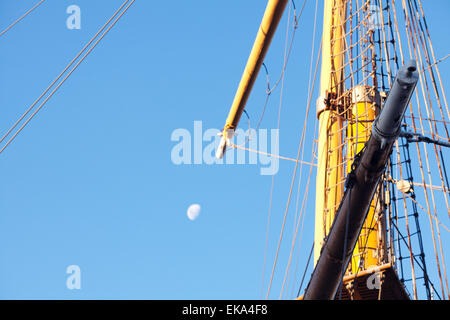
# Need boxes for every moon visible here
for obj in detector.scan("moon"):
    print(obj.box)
[187,204,201,221]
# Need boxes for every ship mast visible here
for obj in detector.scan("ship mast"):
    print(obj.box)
[313,0,346,265]
[314,0,386,283]
[215,0,444,300]
[308,0,417,299]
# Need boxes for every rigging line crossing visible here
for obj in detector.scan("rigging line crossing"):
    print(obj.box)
[415,0,450,126]
[231,144,316,167]
[421,53,450,73]
[261,0,313,299]
[282,33,322,302]
[280,28,322,299]
[0,0,135,155]
[280,136,316,299]
[260,1,293,299]
[263,0,294,300]
[226,0,307,157]
[399,190,450,234]
[0,0,46,38]
[266,11,321,300]
[337,188,352,300]
[402,0,450,296]
[266,0,307,96]
[395,136,419,298]
[389,218,442,300]
[0,0,132,146]
[296,242,314,298]
[280,127,316,298]
[386,0,441,299]
[259,2,312,296]
[288,118,318,299]
[286,117,319,298]
[408,0,450,225]
[406,0,450,298]
[398,0,447,298]
[265,119,305,300]
[406,0,450,217]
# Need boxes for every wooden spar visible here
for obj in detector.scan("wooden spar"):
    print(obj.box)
[216,0,288,159]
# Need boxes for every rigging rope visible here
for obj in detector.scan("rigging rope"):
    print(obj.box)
[260,1,294,299]
[0,0,135,155]
[0,0,46,38]
[279,21,322,298]
[296,242,314,297]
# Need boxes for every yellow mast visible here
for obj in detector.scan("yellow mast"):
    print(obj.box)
[215,0,416,300]
[347,86,387,273]
[314,0,346,264]
[215,0,388,279]
[314,0,388,284]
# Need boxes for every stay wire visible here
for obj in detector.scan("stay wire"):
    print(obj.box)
[0,0,132,146]
[337,187,352,300]
[0,0,135,154]
[296,242,314,298]
[0,0,46,38]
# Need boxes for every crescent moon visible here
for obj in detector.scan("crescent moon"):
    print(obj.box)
[187,204,201,221]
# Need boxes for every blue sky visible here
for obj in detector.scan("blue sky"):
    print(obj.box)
[0,0,448,299]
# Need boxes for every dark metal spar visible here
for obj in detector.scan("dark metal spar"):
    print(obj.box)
[303,60,419,300]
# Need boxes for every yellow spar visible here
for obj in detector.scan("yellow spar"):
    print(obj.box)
[216,0,289,159]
